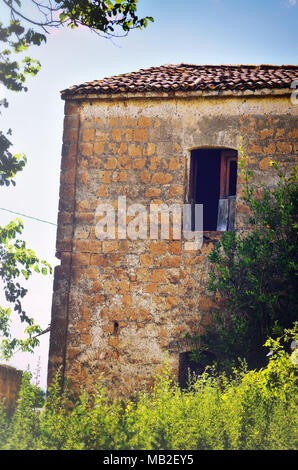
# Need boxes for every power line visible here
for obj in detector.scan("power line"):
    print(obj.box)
[0,207,57,226]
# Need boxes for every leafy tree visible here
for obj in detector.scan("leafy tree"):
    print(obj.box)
[0,0,153,358]
[192,146,298,372]
[0,220,52,358]
[1,1,153,37]
[0,17,45,187]
[0,13,51,358]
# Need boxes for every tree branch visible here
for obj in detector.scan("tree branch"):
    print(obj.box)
[2,0,63,32]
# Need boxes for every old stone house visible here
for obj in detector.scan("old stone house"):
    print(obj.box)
[47,64,298,397]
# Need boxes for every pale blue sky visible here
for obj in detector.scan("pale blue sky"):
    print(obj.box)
[0,0,297,388]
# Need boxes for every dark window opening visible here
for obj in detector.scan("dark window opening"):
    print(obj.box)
[178,350,216,389]
[113,321,119,335]
[178,351,202,389]
[228,160,237,196]
[189,148,238,231]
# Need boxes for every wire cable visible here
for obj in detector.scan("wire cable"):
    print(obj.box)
[0,207,57,226]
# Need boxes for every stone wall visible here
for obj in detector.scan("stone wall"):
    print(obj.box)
[0,364,22,413]
[48,93,297,397]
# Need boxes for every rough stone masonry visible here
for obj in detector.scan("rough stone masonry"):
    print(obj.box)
[47,64,298,398]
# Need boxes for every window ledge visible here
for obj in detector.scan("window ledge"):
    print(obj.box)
[203,231,225,241]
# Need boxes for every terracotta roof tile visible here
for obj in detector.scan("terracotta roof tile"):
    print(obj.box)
[61,63,298,97]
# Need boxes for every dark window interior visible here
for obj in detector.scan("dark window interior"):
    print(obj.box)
[178,350,216,389]
[189,148,238,231]
[178,351,203,389]
[229,160,237,196]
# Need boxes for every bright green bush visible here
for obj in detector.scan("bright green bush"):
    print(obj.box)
[195,150,298,371]
[0,325,297,450]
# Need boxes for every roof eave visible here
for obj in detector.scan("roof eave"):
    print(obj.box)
[61,87,293,101]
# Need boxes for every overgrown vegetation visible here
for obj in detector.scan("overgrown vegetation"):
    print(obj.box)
[191,145,298,372]
[0,325,297,450]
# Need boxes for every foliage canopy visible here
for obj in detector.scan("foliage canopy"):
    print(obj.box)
[2,0,153,37]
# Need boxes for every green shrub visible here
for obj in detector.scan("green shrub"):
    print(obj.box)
[2,371,41,449]
[195,148,298,371]
[0,325,297,450]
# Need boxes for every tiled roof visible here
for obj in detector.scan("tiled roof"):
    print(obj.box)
[62,63,298,97]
